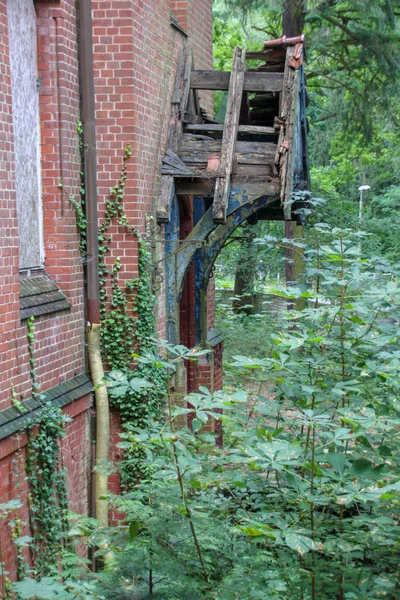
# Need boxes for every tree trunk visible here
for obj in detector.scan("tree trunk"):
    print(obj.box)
[283,0,306,37]
[283,0,306,309]
[232,226,259,315]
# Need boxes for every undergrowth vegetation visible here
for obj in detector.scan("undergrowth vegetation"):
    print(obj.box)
[10,201,400,600]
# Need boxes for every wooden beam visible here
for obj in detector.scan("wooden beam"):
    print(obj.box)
[179,139,276,166]
[283,68,300,219]
[157,45,192,223]
[162,149,194,174]
[273,46,301,220]
[190,70,283,93]
[182,139,276,153]
[176,174,280,199]
[213,48,247,223]
[185,124,278,135]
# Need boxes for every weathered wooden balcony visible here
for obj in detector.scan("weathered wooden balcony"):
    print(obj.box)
[157,36,309,226]
[157,37,310,345]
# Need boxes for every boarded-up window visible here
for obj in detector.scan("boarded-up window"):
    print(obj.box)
[8,0,43,270]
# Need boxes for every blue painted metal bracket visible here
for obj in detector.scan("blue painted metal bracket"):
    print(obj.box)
[164,187,280,344]
[175,188,280,300]
[164,195,180,343]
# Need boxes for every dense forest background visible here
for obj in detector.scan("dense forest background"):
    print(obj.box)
[213,0,400,289]
[213,0,400,367]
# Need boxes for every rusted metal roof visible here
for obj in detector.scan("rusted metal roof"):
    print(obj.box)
[264,34,305,47]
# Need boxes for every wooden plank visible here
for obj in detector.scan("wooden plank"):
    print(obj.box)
[176,175,280,199]
[181,137,276,153]
[157,176,175,223]
[180,151,275,167]
[236,152,275,165]
[235,164,273,177]
[166,165,272,179]
[190,70,283,93]
[179,140,276,166]
[163,150,194,173]
[238,125,277,135]
[213,47,245,223]
[245,72,283,93]
[184,52,203,124]
[283,68,300,219]
[185,124,222,132]
[185,124,277,135]
[272,45,300,219]
[163,169,222,179]
[157,44,192,223]
[161,168,196,176]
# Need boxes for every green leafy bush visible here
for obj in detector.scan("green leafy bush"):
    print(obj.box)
[37,222,398,600]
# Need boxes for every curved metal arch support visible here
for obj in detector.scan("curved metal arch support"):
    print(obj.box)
[164,189,279,346]
[176,189,279,300]
[196,195,278,345]
[201,196,277,286]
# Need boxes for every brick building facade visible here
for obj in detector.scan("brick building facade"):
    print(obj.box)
[0,0,221,581]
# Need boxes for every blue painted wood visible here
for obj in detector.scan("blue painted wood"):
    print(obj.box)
[164,195,180,343]
[193,197,205,344]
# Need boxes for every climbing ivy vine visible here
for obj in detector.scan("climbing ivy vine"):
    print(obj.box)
[95,146,167,483]
[24,318,71,577]
[26,405,70,577]
[26,317,41,402]
[69,121,87,258]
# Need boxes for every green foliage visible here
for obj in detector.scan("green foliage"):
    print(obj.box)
[212,7,260,116]
[98,145,136,370]
[95,147,167,483]
[12,576,105,600]
[215,308,275,379]
[69,194,87,257]
[69,121,87,257]
[35,216,398,600]
[366,186,400,261]
[0,500,23,598]
[26,405,71,578]
[24,316,71,578]
[26,317,41,402]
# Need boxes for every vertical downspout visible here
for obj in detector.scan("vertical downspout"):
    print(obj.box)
[79,0,109,526]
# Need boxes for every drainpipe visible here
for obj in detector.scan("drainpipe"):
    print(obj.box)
[79,0,109,526]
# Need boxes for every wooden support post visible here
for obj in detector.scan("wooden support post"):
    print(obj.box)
[283,67,300,219]
[213,47,246,224]
[157,44,193,223]
[274,45,301,220]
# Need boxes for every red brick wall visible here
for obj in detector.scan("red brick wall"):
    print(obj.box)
[0,0,20,409]
[0,435,30,582]
[0,395,91,583]
[62,395,93,516]
[0,0,214,411]
[0,0,214,581]
[0,0,90,583]
[0,0,85,413]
